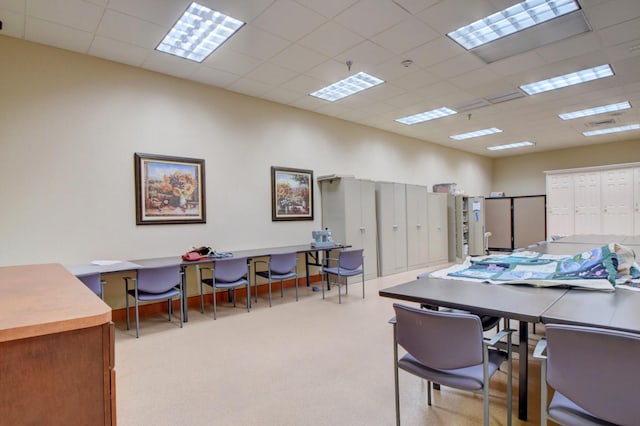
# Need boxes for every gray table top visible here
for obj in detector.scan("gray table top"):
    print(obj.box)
[379,277,568,323]
[541,288,640,333]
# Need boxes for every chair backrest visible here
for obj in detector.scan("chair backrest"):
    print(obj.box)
[393,303,484,369]
[136,264,181,294]
[77,272,102,296]
[338,249,364,271]
[545,324,640,425]
[214,257,248,282]
[269,252,297,274]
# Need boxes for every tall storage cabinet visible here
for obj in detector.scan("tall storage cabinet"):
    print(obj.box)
[426,192,449,264]
[406,185,429,269]
[376,182,408,276]
[319,176,378,280]
[546,163,640,237]
[485,196,546,250]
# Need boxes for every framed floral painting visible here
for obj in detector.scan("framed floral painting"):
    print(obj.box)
[271,166,313,221]
[134,153,206,225]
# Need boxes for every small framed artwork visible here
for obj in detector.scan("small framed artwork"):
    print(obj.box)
[271,166,314,221]
[134,153,206,225]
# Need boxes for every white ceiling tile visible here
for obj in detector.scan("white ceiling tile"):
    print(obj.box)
[416,0,497,34]
[384,91,427,108]
[449,67,502,91]
[25,17,93,53]
[390,69,439,91]
[374,56,421,81]
[597,18,640,47]
[334,40,396,68]
[202,48,262,75]
[227,77,273,97]
[261,87,306,104]
[27,0,103,33]
[106,0,187,27]
[88,36,149,67]
[297,21,363,57]
[190,67,240,88]
[305,59,354,84]
[224,25,290,60]
[0,0,25,13]
[279,74,326,94]
[489,50,547,76]
[405,37,465,68]
[253,0,325,41]
[0,8,24,37]
[270,43,328,73]
[197,0,275,23]
[96,10,166,49]
[372,16,439,55]
[288,94,325,110]
[246,62,298,85]
[536,33,602,64]
[583,0,640,30]
[364,83,407,103]
[85,0,107,6]
[392,0,440,15]
[293,0,357,18]
[426,52,486,79]
[334,0,409,38]
[142,50,199,79]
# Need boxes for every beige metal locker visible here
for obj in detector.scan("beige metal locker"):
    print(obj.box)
[513,196,546,248]
[319,176,378,280]
[406,184,429,269]
[376,182,408,276]
[485,197,512,250]
[426,192,448,264]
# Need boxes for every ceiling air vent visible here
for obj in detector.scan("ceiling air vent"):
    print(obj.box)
[586,119,616,127]
[486,89,526,104]
[452,98,491,113]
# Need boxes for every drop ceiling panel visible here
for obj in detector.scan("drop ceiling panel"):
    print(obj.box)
[26,17,93,53]
[96,10,166,49]
[596,18,640,47]
[190,67,239,88]
[583,0,640,30]
[225,26,289,61]
[297,21,363,57]
[106,0,187,27]
[26,0,103,33]
[371,16,439,54]
[293,0,358,18]
[202,48,262,75]
[334,0,409,38]
[405,37,465,68]
[270,43,328,73]
[89,36,149,67]
[246,62,298,85]
[252,0,325,42]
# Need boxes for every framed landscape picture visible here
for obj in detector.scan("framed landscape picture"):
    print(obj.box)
[134,153,206,225]
[271,166,313,221]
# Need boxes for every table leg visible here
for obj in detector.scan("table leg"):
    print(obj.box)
[182,266,189,322]
[305,252,310,286]
[518,320,528,421]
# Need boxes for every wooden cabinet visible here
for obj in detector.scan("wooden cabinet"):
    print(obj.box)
[546,163,640,237]
[376,182,407,276]
[320,176,378,279]
[0,264,115,425]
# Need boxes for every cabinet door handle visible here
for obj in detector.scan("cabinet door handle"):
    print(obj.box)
[417,224,422,229]
[392,225,398,229]
[359,227,366,231]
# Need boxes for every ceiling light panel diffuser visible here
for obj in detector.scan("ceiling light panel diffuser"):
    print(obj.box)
[583,123,640,136]
[450,127,503,140]
[396,107,457,125]
[520,64,614,95]
[487,141,535,151]
[448,0,580,50]
[559,101,631,120]
[310,72,385,102]
[156,2,245,63]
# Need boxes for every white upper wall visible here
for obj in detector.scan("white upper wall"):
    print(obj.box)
[0,37,492,266]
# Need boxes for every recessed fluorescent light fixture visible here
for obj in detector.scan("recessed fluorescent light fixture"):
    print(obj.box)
[520,64,614,95]
[396,107,457,125]
[450,127,503,140]
[448,0,580,50]
[559,101,631,120]
[583,123,640,137]
[156,2,244,63]
[487,141,535,151]
[309,72,384,102]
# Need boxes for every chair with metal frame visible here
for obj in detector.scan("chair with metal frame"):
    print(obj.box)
[200,256,250,320]
[391,303,512,426]
[124,264,183,338]
[77,272,105,300]
[322,248,364,304]
[534,323,640,426]
[254,252,298,307]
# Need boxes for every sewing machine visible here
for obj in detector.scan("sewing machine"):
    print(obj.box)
[311,229,335,248]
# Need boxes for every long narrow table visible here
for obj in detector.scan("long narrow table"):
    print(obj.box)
[379,277,568,421]
[68,243,349,322]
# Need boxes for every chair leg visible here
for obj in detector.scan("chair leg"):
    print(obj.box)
[338,274,342,304]
[200,281,205,314]
[134,297,140,338]
[362,272,365,299]
[168,298,172,321]
[179,283,184,329]
[393,324,401,426]
[268,278,273,307]
[322,273,326,300]
[295,275,299,301]
[125,284,130,331]
[246,283,251,312]
[213,287,217,320]
[280,279,284,298]
[427,381,432,405]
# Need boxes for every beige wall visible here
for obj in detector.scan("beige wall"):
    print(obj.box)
[0,37,493,266]
[491,139,640,196]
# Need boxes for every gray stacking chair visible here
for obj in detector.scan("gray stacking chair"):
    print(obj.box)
[77,272,105,300]
[124,264,183,338]
[391,303,512,426]
[254,252,298,307]
[322,248,364,304]
[534,324,640,426]
[200,256,250,320]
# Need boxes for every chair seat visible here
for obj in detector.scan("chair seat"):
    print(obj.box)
[127,288,180,302]
[255,270,297,281]
[549,391,617,426]
[202,278,248,289]
[398,349,507,391]
[323,266,363,277]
